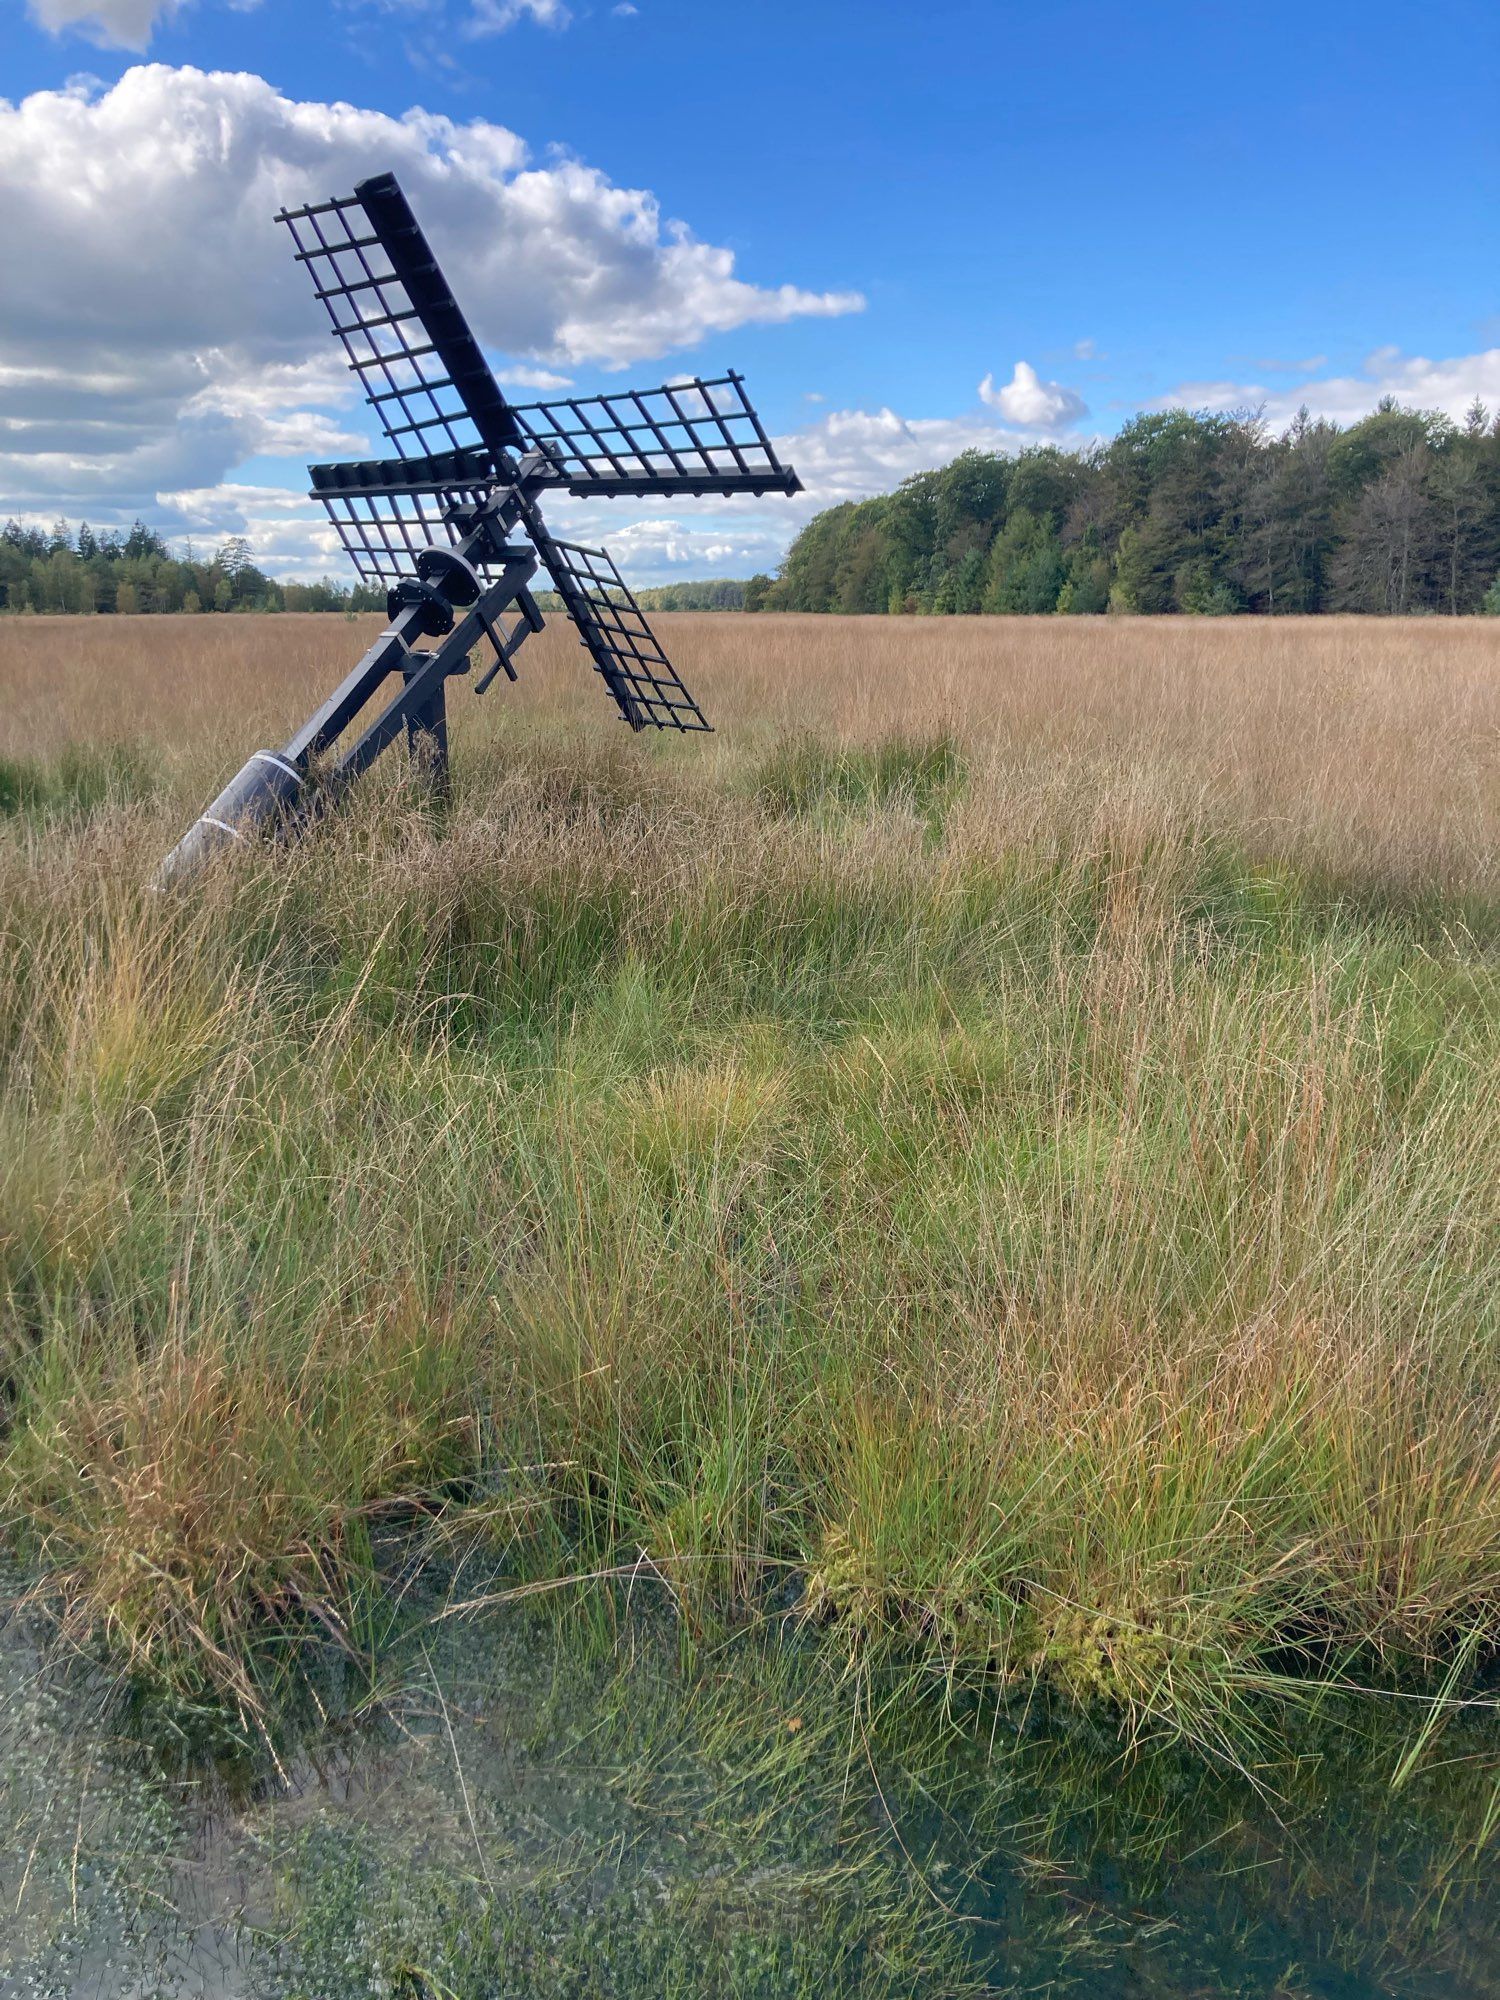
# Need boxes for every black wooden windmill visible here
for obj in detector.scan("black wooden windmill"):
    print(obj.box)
[159,172,801,880]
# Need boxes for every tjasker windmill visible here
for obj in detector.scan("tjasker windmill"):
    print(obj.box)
[160,172,801,880]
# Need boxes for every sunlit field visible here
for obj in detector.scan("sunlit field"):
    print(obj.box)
[6,611,1497,902]
[1,610,1496,1768]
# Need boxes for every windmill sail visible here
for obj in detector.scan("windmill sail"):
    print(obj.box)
[277,174,524,463]
[532,535,711,732]
[508,374,801,499]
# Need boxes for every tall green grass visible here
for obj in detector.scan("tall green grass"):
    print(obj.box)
[0,727,1495,1763]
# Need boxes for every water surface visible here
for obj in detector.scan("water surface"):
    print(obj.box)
[4,1580,1498,1998]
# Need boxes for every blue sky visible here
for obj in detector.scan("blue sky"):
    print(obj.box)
[2,0,1496,582]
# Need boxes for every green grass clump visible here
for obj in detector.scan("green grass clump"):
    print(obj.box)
[754,732,964,826]
[0,726,1496,1764]
[0,741,156,818]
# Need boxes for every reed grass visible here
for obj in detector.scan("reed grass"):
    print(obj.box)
[0,611,1495,1760]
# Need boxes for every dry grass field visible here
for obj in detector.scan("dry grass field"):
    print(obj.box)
[0,611,1497,1767]
[5,611,1497,901]
[5,604,1496,896]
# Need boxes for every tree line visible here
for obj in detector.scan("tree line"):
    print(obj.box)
[633,578,746,611]
[748,399,1500,616]
[0,519,385,616]
[533,577,747,615]
[3,519,758,620]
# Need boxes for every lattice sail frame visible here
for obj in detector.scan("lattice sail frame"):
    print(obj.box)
[274,171,801,737]
[545,540,711,732]
[507,374,798,498]
[278,190,507,463]
[313,479,494,589]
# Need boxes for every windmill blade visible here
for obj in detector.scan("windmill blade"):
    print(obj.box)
[532,536,711,732]
[509,374,801,499]
[307,447,500,587]
[309,445,496,499]
[277,173,524,466]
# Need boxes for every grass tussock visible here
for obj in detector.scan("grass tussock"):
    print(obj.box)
[0,611,1496,1760]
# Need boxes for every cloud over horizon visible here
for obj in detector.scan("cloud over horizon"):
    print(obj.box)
[21,399,1050,587]
[0,65,863,516]
[1150,346,1500,430]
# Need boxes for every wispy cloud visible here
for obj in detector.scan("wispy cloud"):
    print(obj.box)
[464,0,569,33]
[26,0,260,49]
[497,365,575,391]
[1150,347,1500,428]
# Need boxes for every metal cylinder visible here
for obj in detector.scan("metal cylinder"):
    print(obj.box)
[154,750,304,888]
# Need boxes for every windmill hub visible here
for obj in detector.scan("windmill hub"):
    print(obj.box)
[158,170,801,884]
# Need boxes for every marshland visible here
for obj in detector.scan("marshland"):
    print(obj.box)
[2,609,1498,1995]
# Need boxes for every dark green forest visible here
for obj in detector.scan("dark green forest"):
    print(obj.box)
[0,521,384,616]
[752,400,1500,616]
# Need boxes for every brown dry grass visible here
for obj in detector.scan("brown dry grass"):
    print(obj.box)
[2,612,1496,903]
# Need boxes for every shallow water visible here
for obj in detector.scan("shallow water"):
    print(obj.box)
[3,1580,1499,1999]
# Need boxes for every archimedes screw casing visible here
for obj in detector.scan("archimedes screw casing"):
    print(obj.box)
[153,749,304,887]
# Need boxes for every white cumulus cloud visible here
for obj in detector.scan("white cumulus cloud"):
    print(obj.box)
[778,406,1019,507]
[154,481,333,561]
[582,518,783,577]
[978,361,1087,430]
[0,65,863,515]
[497,365,576,391]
